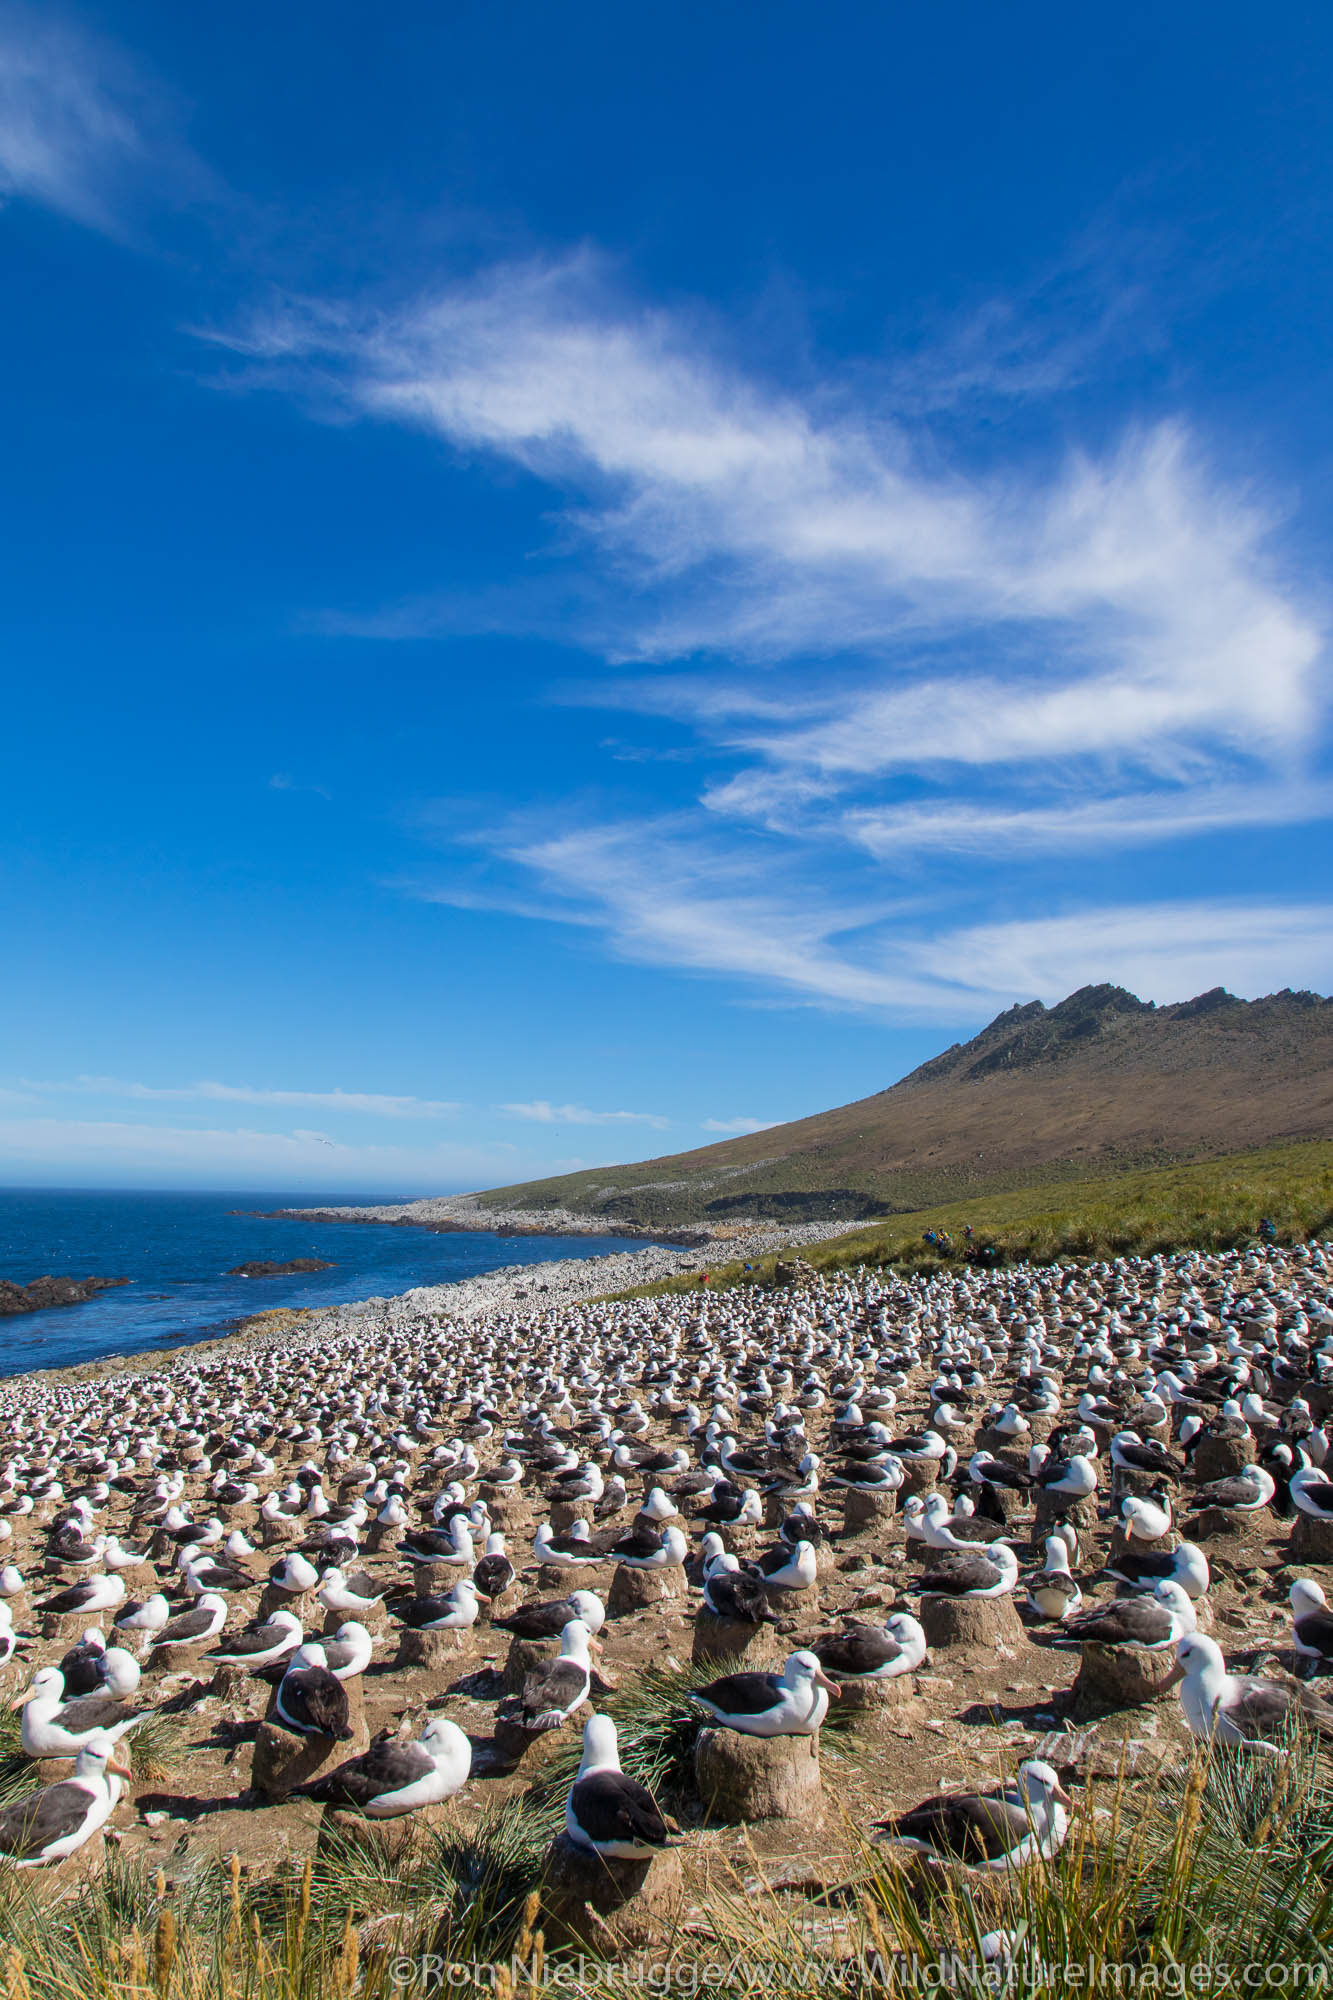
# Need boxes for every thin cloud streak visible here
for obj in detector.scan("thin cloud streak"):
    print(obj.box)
[0,1115,521,1185]
[499,1100,670,1130]
[20,1076,461,1119]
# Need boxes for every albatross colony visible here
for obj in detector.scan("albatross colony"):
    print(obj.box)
[0,1237,1332,1886]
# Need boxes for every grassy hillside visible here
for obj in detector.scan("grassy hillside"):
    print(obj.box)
[600,1138,1333,1298]
[474,984,1333,1228]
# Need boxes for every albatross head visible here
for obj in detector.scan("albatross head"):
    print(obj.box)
[73,1730,133,1784]
[781,1649,841,1697]
[1291,1577,1327,1615]
[578,1712,622,1776]
[1016,1758,1073,1812]
[10,1666,63,1708]
[1176,1632,1226,1687]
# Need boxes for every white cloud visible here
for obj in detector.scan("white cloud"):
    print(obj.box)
[219,250,1330,1021]
[908,900,1328,1008]
[224,262,1321,774]
[0,8,201,235]
[701,1117,775,1134]
[420,815,936,1012]
[0,1116,516,1189]
[907,901,1333,1010]
[499,1100,670,1130]
[20,1076,461,1119]
[841,780,1328,861]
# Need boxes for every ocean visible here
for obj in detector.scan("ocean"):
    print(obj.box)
[0,1186,651,1380]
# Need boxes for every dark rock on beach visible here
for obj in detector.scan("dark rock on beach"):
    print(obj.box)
[225,1259,336,1278]
[0,1274,130,1317]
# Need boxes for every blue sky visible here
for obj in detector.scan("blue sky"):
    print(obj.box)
[1,0,1331,1193]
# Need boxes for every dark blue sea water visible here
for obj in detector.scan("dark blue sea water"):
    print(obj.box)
[0,1187,650,1380]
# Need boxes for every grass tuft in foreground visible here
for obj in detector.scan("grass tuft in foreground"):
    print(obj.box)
[2,1742,1333,1995]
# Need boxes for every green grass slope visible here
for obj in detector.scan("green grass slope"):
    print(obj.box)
[601,1139,1333,1298]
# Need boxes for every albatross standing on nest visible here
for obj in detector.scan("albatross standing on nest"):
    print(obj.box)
[565,1714,682,1858]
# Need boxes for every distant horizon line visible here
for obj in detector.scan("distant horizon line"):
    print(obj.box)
[0,1182,449,1201]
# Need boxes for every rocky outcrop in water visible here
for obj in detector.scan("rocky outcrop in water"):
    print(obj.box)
[225,1259,335,1278]
[0,1274,130,1317]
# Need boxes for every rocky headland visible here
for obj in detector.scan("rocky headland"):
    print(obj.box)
[257,1193,711,1242]
[0,1273,130,1318]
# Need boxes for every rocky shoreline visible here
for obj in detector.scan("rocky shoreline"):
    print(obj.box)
[0,1215,860,1387]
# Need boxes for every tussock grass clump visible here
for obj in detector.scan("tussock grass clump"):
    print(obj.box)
[524,1654,867,1827]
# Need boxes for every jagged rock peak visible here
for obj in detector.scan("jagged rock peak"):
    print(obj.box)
[903,983,1329,1088]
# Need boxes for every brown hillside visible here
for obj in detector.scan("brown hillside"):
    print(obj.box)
[474,983,1333,1226]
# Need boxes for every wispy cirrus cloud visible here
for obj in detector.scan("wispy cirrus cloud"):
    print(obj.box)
[701,1116,774,1134]
[215,249,1330,1018]
[907,900,1333,1011]
[415,829,1333,1018]
[0,6,207,236]
[499,1100,669,1130]
[19,1076,461,1119]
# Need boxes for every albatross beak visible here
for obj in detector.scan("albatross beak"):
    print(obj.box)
[109,1758,133,1782]
[815,1669,841,1696]
[1053,1782,1074,1808]
[7,1688,29,1709]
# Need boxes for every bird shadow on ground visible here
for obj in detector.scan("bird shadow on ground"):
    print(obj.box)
[449,1667,505,1700]
[135,1789,253,1821]
[956,1694,1070,1730]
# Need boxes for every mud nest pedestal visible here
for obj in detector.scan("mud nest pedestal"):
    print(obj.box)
[919,1592,1022,1652]
[413,1562,465,1599]
[1034,1491,1098,1536]
[606,1564,685,1617]
[899,1461,940,1501]
[694,1726,823,1824]
[316,1801,457,1863]
[479,1490,526,1529]
[538,1832,684,1955]
[144,1638,214,1675]
[492,1702,590,1770]
[842,1488,898,1535]
[832,1674,922,1725]
[1071,1641,1181,1720]
[763,1581,821,1621]
[538,1562,604,1595]
[502,1633,557,1693]
[395,1626,467,1672]
[691,1610,783,1669]
[1107,1525,1178,1567]
[257,1583,313,1624]
[1192,1435,1255,1483]
[1184,1507,1268,1545]
[1110,1466,1170,1507]
[1290,1513,1333,1564]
